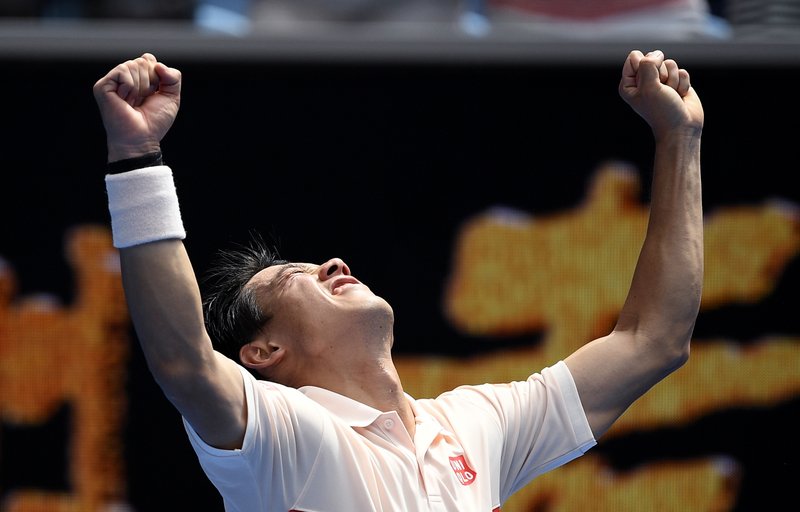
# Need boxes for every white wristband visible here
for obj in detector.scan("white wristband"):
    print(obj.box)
[105,165,186,249]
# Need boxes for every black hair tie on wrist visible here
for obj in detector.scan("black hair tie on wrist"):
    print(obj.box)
[107,151,163,174]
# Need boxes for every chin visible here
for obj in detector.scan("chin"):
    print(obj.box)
[365,296,394,322]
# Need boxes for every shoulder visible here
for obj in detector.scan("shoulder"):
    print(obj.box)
[420,362,584,430]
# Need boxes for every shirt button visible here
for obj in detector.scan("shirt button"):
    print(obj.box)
[383,419,395,430]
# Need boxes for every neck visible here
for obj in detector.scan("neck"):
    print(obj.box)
[302,353,416,438]
[286,309,416,434]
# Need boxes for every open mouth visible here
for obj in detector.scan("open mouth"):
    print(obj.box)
[332,277,360,295]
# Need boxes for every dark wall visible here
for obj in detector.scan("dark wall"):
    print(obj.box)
[1,55,798,511]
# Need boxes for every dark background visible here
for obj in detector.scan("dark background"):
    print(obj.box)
[1,52,798,511]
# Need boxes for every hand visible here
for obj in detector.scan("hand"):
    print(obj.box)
[93,53,182,162]
[618,50,704,140]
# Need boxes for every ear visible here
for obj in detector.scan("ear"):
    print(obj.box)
[239,337,284,370]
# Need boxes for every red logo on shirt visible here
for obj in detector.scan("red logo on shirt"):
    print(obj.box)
[449,455,477,485]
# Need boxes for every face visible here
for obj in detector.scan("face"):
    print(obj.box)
[247,257,393,352]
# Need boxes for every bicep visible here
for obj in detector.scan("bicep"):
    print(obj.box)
[564,330,673,438]
[158,350,249,451]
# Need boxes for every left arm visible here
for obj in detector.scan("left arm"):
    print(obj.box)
[565,50,704,438]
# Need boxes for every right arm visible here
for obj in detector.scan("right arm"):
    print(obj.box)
[94,54,246,449]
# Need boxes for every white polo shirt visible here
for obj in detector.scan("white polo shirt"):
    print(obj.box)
[183,361,595,512]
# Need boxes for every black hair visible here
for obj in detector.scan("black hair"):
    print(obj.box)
[202,232,288,365]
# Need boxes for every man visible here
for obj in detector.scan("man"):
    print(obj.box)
[93,49,703,511]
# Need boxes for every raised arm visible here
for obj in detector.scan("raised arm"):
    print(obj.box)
[564,50,704,438]
[94,54,247,449]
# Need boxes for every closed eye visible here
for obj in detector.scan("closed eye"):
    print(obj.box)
[266,263,311,295]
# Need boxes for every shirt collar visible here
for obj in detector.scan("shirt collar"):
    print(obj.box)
[299,385,418,428]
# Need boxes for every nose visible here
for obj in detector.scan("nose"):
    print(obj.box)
[319,258,350,279]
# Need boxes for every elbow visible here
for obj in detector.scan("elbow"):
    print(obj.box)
[629,320,693,376]
[146,354,196,396]
[148,350,217,409]
[658,327,693,375]
[652,296,700,372]
[141,335,216,392]
[669,342,691,372]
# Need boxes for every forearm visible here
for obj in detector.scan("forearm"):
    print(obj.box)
[617,129,703,358]
[120,240,215,381]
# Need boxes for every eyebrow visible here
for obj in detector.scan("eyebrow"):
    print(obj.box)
[263,263,307,297]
